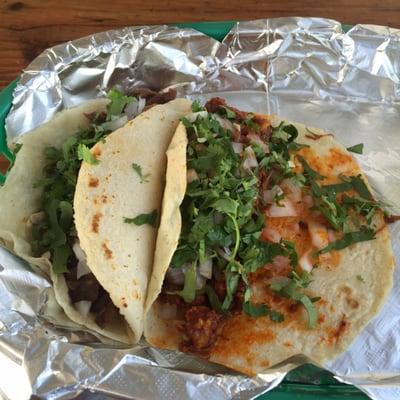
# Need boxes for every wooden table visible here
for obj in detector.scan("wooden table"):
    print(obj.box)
[1,0,400,90]
[1,0,400,172]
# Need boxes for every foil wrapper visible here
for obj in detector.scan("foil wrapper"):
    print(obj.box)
[2,17,400,400]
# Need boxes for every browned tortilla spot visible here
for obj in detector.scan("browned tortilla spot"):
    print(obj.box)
[91,212,102,233]
[88,177,99,187]
[121,297,128,308]
[101,242,112,259]
[92,147,102,157]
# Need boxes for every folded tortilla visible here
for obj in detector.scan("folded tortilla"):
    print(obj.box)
[144,110,395,375]
[74,99,192,343]
[0,99,135,343]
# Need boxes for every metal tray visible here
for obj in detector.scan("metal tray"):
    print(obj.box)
[0,20,368,399]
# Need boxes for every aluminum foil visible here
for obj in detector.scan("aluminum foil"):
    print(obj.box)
[2,17,400,400]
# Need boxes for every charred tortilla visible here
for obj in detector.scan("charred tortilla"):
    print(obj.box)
[144,98,394,375]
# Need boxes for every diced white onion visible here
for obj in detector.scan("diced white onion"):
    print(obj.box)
[242,146,258,171]
[29,211,46,225]
[328,229,336,243]
[266,198,298,217]
[73,241,91,279]
[102,115,128,131]
[280,178,302,203]
[272,255,290,268]
[299,250,313,272]
[198,258,213,279]
[187,169,199,183]
[72,241,86,263]
[218,247,231,261]
[186,111,209,123]
[213,114,234,131]
[75,301,92,318]
[166,266,186,285]
[138,97,146,114]
[308,222,329,250]
[263,185,284,204]
[159,302,177,320]
[124,99,139,120]
[247,133,269,153]
[196,274,207,290]
[303,195,314,208]
[262,227,281,243]
[76,260,91,280]
[232,142,243,154]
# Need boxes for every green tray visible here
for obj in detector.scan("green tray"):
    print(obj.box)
[0,21,368,400]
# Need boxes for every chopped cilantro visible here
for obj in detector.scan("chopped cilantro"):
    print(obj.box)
[243,301,285,322]
[356,275,365,283]
[270,271,317,328]
[318,228,375,254]
[77,144,100,165]
[204,284,222,312]
[244,114,260,131]
[175,262,197,303]
[123,210,158,227]
[132,162,150,183]
[106,88,135,117]
[191,99,204,112]
[347,143,364,154]
[31,88,138,275]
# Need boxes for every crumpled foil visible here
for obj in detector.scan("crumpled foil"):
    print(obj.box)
[2,17,400,400]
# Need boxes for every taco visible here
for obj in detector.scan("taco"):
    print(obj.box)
[144,98,395,374]
[73,97,191,342]
[0,89,190,343]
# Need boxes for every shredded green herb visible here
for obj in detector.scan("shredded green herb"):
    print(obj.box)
[77,143,100,165]
[347,143,364,154]
[31,89,138,274]
[318,228,376,254]
[123,210,158,227]
[132,162,150,183]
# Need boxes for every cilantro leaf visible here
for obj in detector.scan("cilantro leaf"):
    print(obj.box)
[221,269,239,311]
[77,144,100,165]
[123,210,158,227]
[205,284,222,312]
[356,275,365,283]
[347,143,364,154]
[270,271,317,328]
[107,88,135,117]
[176,262,197,303]
[132,162,150,183]
[243,301,285,322]
[244,114,260,131]
[171,245,197,267]
[318,228,375,254]
[298,156,325,180]
[211,198,238,217]
[243,302,268,317]
[347,175,373,200]
[191,99,204,112]
[299,295,318,329]
[53,244,71,274]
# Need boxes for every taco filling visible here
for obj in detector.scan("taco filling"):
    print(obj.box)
[151,98,390,360]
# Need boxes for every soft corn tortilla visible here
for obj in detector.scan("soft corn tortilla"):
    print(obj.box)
[0,99,133,343]
[144,115,395,375]
[74,99,192,343]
